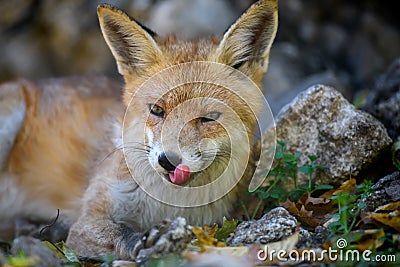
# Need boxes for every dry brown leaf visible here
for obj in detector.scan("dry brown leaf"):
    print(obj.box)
[319,178,356,199]
[306,196,330,205]
[366,210,400,232]
[280,199,299,215]
[192,226,225,248]
[323,229,385,252]
[374,201,400,212]
[282,196,334,228]
[350,229,385,251]
[299,205,313,217]
[203,223,218,236]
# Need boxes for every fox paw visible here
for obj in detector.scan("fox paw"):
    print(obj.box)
[132,217,192,262]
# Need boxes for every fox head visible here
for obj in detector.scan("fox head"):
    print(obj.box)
[97,0,278,189]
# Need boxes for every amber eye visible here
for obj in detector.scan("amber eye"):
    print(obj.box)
[149,104,165,118]
[200,111,221,123]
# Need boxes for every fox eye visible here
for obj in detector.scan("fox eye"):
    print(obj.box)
[200,111,221,123]
[149,104,165,118]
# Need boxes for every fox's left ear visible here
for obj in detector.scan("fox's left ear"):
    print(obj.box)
[215,0,278,79]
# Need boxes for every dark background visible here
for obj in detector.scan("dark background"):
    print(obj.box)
[1,0,399,114]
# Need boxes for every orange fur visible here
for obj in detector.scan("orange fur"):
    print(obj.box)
[0,76,122,236]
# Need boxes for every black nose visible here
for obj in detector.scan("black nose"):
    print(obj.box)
[158,152,181,172]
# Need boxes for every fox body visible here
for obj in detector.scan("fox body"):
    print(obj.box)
[0,0,278,259]
[0,76,122,239]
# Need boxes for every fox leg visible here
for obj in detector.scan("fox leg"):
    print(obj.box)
[0,82,26,169]
[67,215,192,261]
[67,216,143,260]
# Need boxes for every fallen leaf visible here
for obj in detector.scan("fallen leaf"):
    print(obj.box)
[374,201,400,212]
[191,227,225,248]
[215,217,238,241]
[366,210,400,232]
[42,241,65,259]
[203,223,218,237]
[348,229,385,251]
[320,178,356,199]
[280,199,299,215]
[305,197,330,205]
[4,255,38,267]
[299,205,313,217]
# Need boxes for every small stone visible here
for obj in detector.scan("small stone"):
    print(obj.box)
[362,171,400,212]
[296,226,331,249]
[230,207,297,245]
[11,236,61,267]
[135,217,192,263]
[0,251,6,266]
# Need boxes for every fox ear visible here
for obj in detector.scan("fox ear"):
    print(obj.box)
[215,0,278,78]
[97,5,163,75]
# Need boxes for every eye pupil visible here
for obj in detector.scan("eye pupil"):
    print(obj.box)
[149,104,164,117]
[200,111,221,123]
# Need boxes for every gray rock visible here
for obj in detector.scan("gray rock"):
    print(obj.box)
[230,207,297,245]
[362,58,400,140]
[135,217,192,263]
[361,171,400,213]
[0,251,6,266]
[296,226,330,249]
[11,236,61,267]
[258,84,392,187]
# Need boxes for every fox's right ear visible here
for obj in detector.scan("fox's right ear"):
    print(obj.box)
[97,5,163,76]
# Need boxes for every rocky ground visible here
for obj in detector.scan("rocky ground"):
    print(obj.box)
[1,0,399,266]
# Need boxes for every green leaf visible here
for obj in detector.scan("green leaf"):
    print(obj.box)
[298,165,312,174]
[275,151,284,159]
[308,155,318,162]
[62,244,81,265]
[277,140,287,148]
[215,217,238,241]
[6,251,37,267]
[42,241,65,259]
[313,184,334,191]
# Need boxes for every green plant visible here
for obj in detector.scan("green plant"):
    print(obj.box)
[329,180,374,236]
[248,140,329,219]
[5,251,37,267]
[296,155,331,196]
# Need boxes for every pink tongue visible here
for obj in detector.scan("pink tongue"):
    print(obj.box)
[169,164,190,185]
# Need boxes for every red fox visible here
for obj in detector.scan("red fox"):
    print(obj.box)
[0,0,278,260]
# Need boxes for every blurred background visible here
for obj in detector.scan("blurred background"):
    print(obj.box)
[0,0,399,115]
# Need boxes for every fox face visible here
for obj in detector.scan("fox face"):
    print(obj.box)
[97,0,278,201]
[145,88,232,187]
[143,82,256,187]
